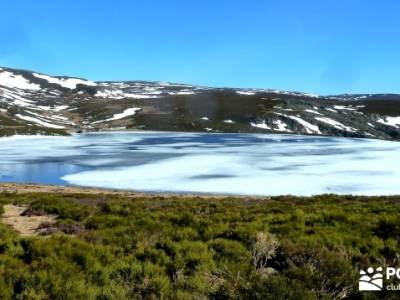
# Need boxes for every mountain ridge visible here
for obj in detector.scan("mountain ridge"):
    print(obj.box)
[1,66,399,140]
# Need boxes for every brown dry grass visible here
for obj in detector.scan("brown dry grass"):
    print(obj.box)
[0,182,138,196]
[0,182,264,200]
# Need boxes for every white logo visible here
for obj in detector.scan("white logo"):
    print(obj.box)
[359,267,383,291]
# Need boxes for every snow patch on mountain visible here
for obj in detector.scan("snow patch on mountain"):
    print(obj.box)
[377,116,400,128]
[37,105,70,112]
[334,105,357,111]
[326,108,338,113]
[0,71,41,90]
[275,112,321,134]
[33,73,96,89]
[237,91,256,96]
[273,120,291,132]
[315,117,357,132]
[305,109,323,115]
[15,114,65,129]
[95,89,160,99]
[92,108,142,124]
[287,115,321,134]
[168,90,196,95]
[106,108,141,121]
[0,87,35,107]
[250,121,271,130]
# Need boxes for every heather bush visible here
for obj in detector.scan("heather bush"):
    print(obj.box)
[0,193,399,299]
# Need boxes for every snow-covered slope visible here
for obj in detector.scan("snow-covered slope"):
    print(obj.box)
[1,66,399,140]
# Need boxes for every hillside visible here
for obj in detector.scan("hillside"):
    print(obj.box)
[1,66,400,140]
[1,191,400,299]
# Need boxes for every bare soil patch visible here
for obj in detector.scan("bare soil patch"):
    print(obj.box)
[0,182,260,199]
[1,204,56,237]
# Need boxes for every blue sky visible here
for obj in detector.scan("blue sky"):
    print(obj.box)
[1,1,399,95]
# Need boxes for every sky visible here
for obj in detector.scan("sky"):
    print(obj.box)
[0,0,399,95]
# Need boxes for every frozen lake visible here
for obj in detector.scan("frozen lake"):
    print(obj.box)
[0,132,399,196]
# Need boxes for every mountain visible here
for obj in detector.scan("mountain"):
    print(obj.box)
[1,66,399,140]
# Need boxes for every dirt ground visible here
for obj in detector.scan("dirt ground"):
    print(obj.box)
[0,182,142,196]
[1,204,56,237]
[0,182,257,199]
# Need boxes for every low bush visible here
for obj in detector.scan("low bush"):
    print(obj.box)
[0,192,399,299]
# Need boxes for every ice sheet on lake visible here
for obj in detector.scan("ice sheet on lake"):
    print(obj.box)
[1,132,400,196]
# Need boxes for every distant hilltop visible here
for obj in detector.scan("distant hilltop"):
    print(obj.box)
[0,66,399,140]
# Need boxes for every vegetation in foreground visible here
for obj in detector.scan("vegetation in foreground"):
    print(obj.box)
[0,192,400,299]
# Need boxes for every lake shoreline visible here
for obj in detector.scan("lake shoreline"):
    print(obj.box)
[2,129,398,142]
[1,182,399,200]
[0,182,269,199]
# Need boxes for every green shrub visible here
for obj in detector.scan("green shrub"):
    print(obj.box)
[1,192,399,299]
